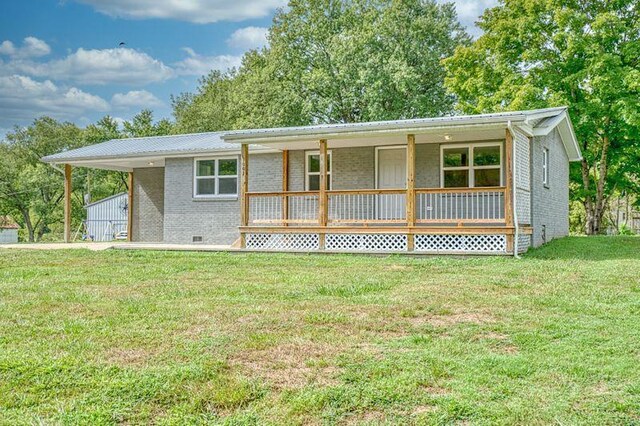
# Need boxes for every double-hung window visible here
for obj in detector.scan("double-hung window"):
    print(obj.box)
[306,151,332,190]
[542,148,549,186]
[441,143,502,188]
[194,157,238,197]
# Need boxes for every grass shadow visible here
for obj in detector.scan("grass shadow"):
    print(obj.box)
[524,235,640,261]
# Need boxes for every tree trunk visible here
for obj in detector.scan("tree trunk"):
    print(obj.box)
[20,209,34,242]
[582,135,611,235]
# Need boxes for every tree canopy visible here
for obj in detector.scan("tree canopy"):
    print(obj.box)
[0,111,172,241]
[444,0,640,234]
[172,0,469,132]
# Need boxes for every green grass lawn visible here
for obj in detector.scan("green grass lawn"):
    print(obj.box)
[0,237,639,425]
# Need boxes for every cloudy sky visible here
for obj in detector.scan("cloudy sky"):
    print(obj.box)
[0,0,496,138]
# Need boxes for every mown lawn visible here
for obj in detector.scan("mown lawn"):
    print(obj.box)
[0,237,639,425]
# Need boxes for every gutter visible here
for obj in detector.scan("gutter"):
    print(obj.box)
[507,120,520,259]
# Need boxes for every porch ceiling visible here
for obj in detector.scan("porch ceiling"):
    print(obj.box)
[253,125,509,150]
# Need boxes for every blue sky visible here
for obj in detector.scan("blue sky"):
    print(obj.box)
[0,0,496,138]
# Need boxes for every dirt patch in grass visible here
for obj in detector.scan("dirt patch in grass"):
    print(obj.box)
[344,410,387,425]
[420,384,450,395]
[409,310,495,327]
[473,331,519,354]
[412,405,438,415]
[232,341,342,390]
[105,347,158,366]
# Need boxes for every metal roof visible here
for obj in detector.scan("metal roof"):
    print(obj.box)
[221,107,569,142]
[41,107,581,166]
[41,131,269,164]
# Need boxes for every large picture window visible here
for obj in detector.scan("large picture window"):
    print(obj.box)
[441,143,502,188]
[306,151,332,191]
[194,157,238,197]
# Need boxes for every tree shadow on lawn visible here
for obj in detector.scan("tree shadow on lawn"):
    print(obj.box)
[524,235,640,261]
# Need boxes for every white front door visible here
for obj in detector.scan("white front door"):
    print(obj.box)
[377,148,407,220]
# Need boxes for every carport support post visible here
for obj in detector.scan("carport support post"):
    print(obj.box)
[240,143,249,248]
[318,139,328,250]
[406,134,416,251]
[127,171,134,242]
[64,164,72,243]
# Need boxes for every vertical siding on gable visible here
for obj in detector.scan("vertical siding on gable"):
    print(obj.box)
[531,128,570,246]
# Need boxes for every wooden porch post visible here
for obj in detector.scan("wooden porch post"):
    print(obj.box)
[318,139,328,249]
[505,129,514,253]
[406,134,416,251]
[282,150,289,226]
[64,164,72,243]
[240,144,249,248]
[127,171,134,242]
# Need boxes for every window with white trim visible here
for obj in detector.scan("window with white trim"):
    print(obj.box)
[306,151,332,190]
[441,143,502,188]
[194,157,238,197]
[542,148,549,186]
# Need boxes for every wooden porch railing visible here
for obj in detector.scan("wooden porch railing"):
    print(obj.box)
[246,187,506,226]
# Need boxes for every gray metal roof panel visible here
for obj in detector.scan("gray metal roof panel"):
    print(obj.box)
[222,107,568,141]
[41,132,269,163]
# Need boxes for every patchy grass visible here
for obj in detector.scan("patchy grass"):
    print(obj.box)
[0,236,639,424]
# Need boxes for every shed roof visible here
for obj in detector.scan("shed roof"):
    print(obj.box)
[0,216,19,229]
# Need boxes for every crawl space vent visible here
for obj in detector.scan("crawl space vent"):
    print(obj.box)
[192,236,203,243]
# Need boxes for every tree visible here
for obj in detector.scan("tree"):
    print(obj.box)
[444,0,640,234]
[174,0,470,131]
[123,109,173,137]
[269,0,469,123]
[0,118,83,241]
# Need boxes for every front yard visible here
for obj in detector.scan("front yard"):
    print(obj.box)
[0,237,639,424]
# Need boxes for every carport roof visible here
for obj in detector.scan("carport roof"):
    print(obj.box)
[41,131,271,166]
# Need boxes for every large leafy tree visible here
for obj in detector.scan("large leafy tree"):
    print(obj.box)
[174,0,469,131]
[444,0,640,234]
[0,110,174,242]
[269,0,469,123]
[0,118,83,241]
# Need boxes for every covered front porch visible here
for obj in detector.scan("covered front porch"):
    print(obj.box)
[233,125,530,254]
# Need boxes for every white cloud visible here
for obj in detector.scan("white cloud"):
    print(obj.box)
[442,0,498,37]
[1,47,174,85]
[111,90,164,109]
[0,74,109,124]
[227,26,268,50]
[174,48,242,76]
[74,0,287,23]
[0,41,16,56]
[0,37,51,58]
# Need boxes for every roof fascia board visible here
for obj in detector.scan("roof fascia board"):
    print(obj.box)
[224,122,522,145]
[43,146,280,165]
[531,112,567,136]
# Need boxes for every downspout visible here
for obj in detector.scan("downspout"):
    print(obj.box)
[507,121,520,258]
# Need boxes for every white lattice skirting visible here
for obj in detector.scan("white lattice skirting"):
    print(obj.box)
[245,233,508,253]
[414,234,506,253]
[245,233,319,250]
[325,233,407,252]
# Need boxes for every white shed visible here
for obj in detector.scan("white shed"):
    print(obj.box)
[84,192,128,242]
[0,217,19,243]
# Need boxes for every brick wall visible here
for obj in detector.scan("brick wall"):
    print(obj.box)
[163,153,281,245]
[132,167,164,242]
[531,128,570,246]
